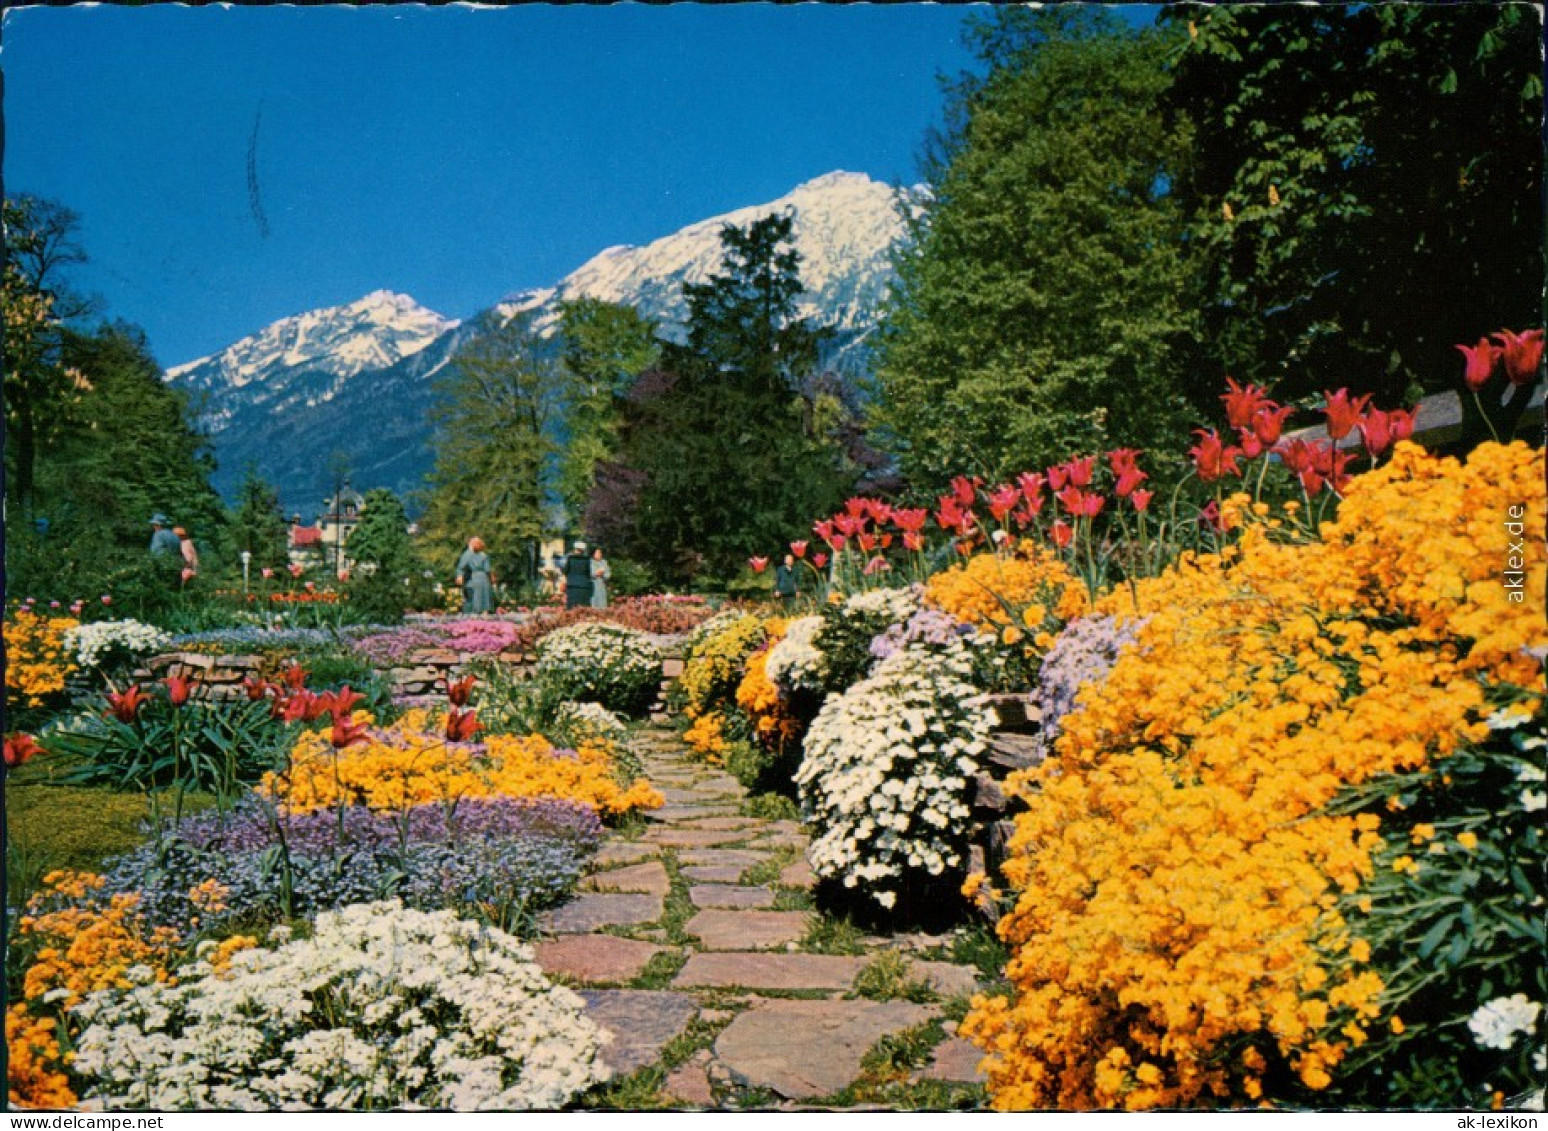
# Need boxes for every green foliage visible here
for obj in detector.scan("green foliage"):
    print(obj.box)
[556,298,660,521]
[600,215,856,583]
[1165,4,1543,418]
[740,791,800,822]
[226,464,291,571]
[871,9,1204,493]
[799,912,868,956]
[47,695,292,802]
[344,488,430,622]
[724,740,799,799]
[850,951,939,1004]
[420,311,559,583]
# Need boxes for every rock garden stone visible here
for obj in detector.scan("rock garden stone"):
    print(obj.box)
[533,936,665,984]
[579,990,700,1075]
[542,893,663,933]
[685,909,809,950]
[688,884,776,909]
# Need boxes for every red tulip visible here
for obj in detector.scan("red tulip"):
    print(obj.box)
[330,713,369,749]
[843,496,869,518]
[1221,377,1270,430]
[1130,489,1154,513]
[101,594,113,606]
[1189,429,1242,482]
[261,567,275,580]
[1250,405,1294,447]
[902,531,924,553]
[330,685,365,717]
[165,674,193,707]
[891,508,928,534]
[1455,338,1499,391]
[857,532,878,553]
[1108,449,1142,478]
[935,497,974,535]
[812,552,829,569]
[866,499,895,525]
[1321,389,1371,442]
[280,690,316,724]
[748,556,769,574]
[1316,444,1356,494]
[446,675,476,707]
[834,513,867,538]
[1056,486,1086,514]
[5,733,43,769]
[1493,329,1545,386]
[1358,409,1394,459]
[1199,500,1225,533]
[950,475,979,508]
[1114,468,1148,498]
[1050,520,1074,548]
[243,677,271,702]
[107,685,148,723]
[790,540,808,559]
[1046,464,1069,492]
[1067,456,1095,488]
[1016,471,1047,508]
[445,708,482,742]
[1238,429,1265,460]
[282,663,309,691]
[989,484,1020,522]
[1388,407,1417,445]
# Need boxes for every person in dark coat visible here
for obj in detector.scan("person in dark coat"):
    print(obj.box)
[774,553,798,608]
[563,541,594,609]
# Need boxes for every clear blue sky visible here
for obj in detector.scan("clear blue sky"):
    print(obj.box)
[4,4,995,368]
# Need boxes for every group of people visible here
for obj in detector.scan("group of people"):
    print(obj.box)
[149,513,199,576]
[453,537,612,615]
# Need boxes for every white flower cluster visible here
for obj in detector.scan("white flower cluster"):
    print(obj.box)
[63,619,171,669]
[765,615,827,694]
[71,901,609,1111]
[535,623,662,712]
[840,585,922,623]
[794,648,993,910]
[553,700,629,746]
[1467,994,1542,1051]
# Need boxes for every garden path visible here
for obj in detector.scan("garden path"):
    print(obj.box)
[532,723,990,1110]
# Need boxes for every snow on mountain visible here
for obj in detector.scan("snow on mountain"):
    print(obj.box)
[169,172,913,508]
[495,170,911,342]
[166,290,458,434]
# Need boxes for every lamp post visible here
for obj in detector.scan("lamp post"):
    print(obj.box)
[241,550,252,596]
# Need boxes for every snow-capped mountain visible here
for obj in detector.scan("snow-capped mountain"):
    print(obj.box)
[170,172,911,510]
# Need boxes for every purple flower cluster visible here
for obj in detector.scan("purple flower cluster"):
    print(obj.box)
[440,619,524,654]
[352,619,526,664]
[1034,615,1148,756]
[103,795,602,936]
[352,627,443,665]
[869,608,979,661]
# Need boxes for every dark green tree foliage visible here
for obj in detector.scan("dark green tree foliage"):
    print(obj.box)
[420,311,559,581]
[555,298,660,521]
[226,465,291,570]
[1164,4,1543,408]
[871,9,1204,494]
[345,488,427,622]
[595,214,854,582]
[6,320,226,610]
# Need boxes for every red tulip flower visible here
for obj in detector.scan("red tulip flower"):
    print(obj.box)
[1493,328,1545,386]
[834,513,867,539]
[1221,377,1270,430]
[1108,449,1142,477]
[1130,489,1154,513]
[950,475,979,508]
[1063,457,1092,488]
[1050,520,1074,548]
[857,532,878,553]
[748,556,769,574]
[1046,464,1069,492]
[261,567,275,580]
[243,677,271,702]
[280,690,317,724]
[1189,429,1243,482]
[1016,471,1047,508]
[1114,468,1148,498]
[330,685,365,717]
[1199,500,1225,533]
[283,663,309,691]
[989,485,1021,522]
[843,496,869,518]
[902,531,924,553]
[445,708,483,742]
[1238,429,1265,460]
[165,674,193,707]
[1056,485,1086,514]
[891,508,928,534]
[331,713,369,750]
[107,685,148,723]
[446,675,476,707]
[790,540,808,559]
[5,733,43,769]
[866,500,895,525]
[1387,407,1417,445]
[1321,389,1371,442]
[1455,338,1499,391]
[1358,409,1394,459]
[1250,405,1294,447]
[812,552,829,569]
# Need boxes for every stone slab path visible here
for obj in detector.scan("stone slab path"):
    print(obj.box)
[531,724,990,1109]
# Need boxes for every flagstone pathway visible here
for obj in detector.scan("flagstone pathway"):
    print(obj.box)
[533,724,990,1110]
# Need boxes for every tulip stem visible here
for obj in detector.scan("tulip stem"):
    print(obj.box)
[1471,390,1502,444]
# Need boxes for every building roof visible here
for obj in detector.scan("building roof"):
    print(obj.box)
[290,525,323,547]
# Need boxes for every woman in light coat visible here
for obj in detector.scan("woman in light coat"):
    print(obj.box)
[590,547,611,610]
[455,537,494,614]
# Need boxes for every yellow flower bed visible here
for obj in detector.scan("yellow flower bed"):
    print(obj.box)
[265,710,662,817]
[735,628,803,750]
[925,544,1087,633]
[6,1003,75,1109]
[3,609,79,709]
[962,443,1546,1110]
[683,711,730,764]
[678,614,767,718]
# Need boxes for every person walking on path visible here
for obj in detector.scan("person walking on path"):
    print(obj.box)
[175,527,200,575]
[454,537,495,614]
[563,541,594,609]
[149,514,180,557]
[774,552,798,608]
[590,547,612,610]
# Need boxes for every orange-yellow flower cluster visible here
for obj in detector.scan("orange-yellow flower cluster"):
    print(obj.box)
[6,1004,75,1109]
[925,543,1087,639]
[962,442,1546,1111]
[265,709,661,817]
[683,711,731,764]
[735,623,803,750]
[3,609,79,709]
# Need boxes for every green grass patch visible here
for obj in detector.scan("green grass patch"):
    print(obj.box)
[739,792,800,822]
[799,912,867,956]
[581,1065,670,1110]
[656,851,698,947]
[848,951,939,1004]
[818,1020,986,1110]
[738,844,800,887]
[949,921,1010,983]
[771,887,814,911]
[630,949,690,990]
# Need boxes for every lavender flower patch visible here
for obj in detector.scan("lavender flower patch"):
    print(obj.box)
[169,626,380,652]
[1035,615,1148,757]
[869,608,980,661]
[352,627,442,665]
[104,795,602,935]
